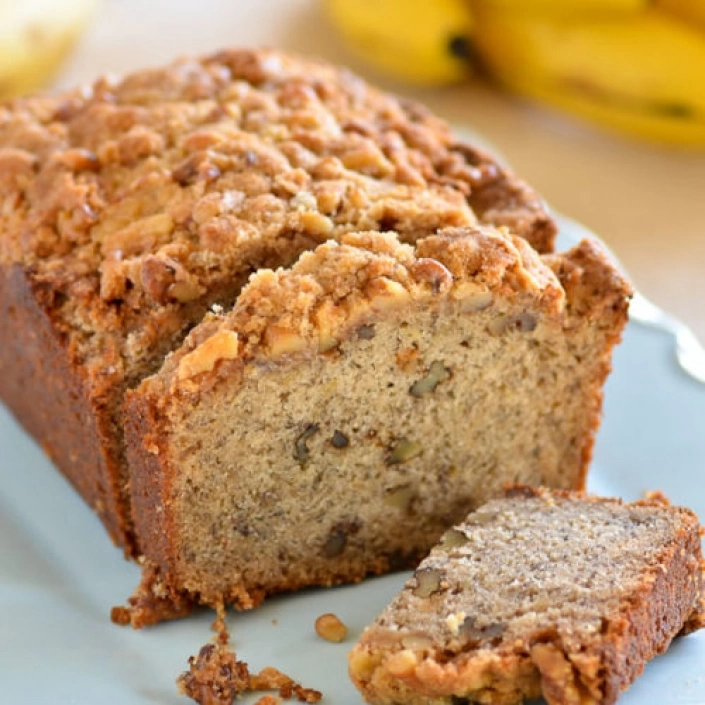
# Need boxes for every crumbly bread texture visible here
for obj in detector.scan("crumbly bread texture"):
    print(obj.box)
[124,226,629,617]
[349,487,705,705]
[177,610,322,705]
[178,641,321,705]
[0,48,556,552]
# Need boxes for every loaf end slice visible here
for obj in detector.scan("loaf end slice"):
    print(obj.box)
[349,486,705,705]
[124,225,629,617]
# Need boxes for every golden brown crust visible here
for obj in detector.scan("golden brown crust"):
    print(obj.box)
[0,48,556,552]
[0,263,129,547]
[349,487,704,705]
[124,392,180,591]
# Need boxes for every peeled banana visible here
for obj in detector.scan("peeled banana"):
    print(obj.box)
[472,5,705,145]
[0,0,95,99]
[322,0,475,85]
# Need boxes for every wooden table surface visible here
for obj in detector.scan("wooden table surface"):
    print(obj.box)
[58,0,705,342]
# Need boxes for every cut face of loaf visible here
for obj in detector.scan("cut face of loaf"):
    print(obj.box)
[125,226,631,611]
[0,49,556,553]
[349,487,705,705]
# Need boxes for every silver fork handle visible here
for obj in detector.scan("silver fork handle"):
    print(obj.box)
[628,292,705,385]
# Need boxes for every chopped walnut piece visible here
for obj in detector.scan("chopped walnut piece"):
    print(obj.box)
[411,568,446,598]
[323,529,347,558]
[489,312,538,335]
[438,528,469,550]
[387,438,423,465]
[357,324,376,340]
[330,430,349,448]
[315,613,348,643]
[384,485,415,513]
[294,423,319,466]
[265,325,308,357]
[458,616,506,645]
[140,255,178,304]
[176,331,240,382]
[409,360,451,397]
[410,257,452,294]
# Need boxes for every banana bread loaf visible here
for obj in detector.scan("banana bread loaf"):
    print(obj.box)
[124,226,629,615]
[0,48,557,554]
[349,487,705,705]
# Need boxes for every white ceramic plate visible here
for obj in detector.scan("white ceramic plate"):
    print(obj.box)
[1,214,703,705]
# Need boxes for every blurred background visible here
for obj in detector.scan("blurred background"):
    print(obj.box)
[3,0,704,340]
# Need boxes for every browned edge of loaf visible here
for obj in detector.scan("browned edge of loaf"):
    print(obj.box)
[0,49,557,558]
[545,238,633,489]
[349,486,704,705]
[0,264,128,547]
[125,394,191,610]
[123,230,631,616]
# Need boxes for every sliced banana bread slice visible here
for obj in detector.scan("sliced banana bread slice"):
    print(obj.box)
[349,487,705,705]
[124,226,630,616]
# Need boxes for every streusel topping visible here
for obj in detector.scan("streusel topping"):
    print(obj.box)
[0,49,553,370]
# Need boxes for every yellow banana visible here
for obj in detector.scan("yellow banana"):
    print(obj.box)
[0,0,96,99]
[656,0,705,31]
[476,0,648,16]
[323,0,474,85]
[472,5,705,145]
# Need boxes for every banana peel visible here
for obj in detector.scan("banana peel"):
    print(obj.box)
[0,0,96,100]
[323,0,705,146]
[472,5,705,146]
[656,0,705,32]
[323,0,475,85]
[491,75,705,146]
[478,0,649,17]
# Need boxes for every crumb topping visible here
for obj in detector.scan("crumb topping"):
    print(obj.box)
[0,49,553,371]
[154,226,566,396]
[178,624,321,705]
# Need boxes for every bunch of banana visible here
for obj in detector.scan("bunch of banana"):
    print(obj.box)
[323,0,705,146]
[0,0,95,100]
[322,0,476,85]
